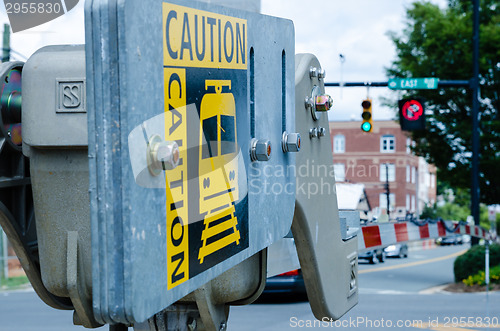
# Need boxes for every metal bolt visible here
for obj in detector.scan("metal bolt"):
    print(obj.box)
[187,317,197,331]
[147,135,180,176]
[282,132,301,153]
[304,96,314,109]
[250,138,272,161]
[315,95,333,112]
[318,127,326,137]
[309,128,318,139]
[309,67,318,78]
[318,68,326,80]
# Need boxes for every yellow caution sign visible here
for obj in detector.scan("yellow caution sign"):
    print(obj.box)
[198,80,240,264]
[164,68,190,289]
[163,3,247,70]
[163,3,249,287]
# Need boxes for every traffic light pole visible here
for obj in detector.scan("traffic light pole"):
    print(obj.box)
[2,24,10,62]
[385,164,390,220]
[470,0,480,245]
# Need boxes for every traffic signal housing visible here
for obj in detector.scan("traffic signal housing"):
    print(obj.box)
[361,99,372,132]
[399,98,425,131]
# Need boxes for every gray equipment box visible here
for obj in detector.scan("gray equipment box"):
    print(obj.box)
[85,0,296,324]
[22,45,89,299]
[22,45,99,327]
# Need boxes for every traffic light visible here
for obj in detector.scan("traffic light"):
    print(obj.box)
[361,99,372,132]
[399,98,425,131]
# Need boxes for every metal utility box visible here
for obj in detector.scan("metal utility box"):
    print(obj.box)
[86,0,296,324]
[22,45,98,327]
[22,45,89,298]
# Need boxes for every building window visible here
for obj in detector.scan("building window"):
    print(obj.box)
[430,173,435,188]
[379,193,395,211]
[380,135,395,153]
[406,137,411,154]
[380,163,395,182]
[411,167,416,184]
[406,194,410,211]
[333,163,346,182]
[334,134,345,153]
[406,165,410,183]
[411,195,416,212]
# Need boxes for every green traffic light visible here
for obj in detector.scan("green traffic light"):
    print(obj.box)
[361,122,372,132]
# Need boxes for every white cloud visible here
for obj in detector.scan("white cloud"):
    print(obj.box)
[262,0,448,121]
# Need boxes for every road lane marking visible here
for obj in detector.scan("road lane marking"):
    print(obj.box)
[359,249,467,274]
[414,323,478,331]
[413,323,500,330]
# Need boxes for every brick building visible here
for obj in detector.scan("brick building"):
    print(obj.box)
[330,120,437,220]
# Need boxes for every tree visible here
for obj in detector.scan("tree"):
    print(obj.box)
[387,0,500,204]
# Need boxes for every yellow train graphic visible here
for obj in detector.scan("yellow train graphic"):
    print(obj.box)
[198,80,241,264]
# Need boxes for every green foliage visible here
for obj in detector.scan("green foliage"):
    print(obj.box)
[387,0,500,204]
[439,203,470,222]
[0,275,29,290]
[421,200,495,229]
[454,244,500,282]
[420,202,469,222]
[462,264,500,286]
[496,214,500,236]
[420,203,437,219]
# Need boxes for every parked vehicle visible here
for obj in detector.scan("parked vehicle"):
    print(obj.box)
[384,244,409,258]
[358,248,386,264]
[263,269,306,295]
[436,234,464,246]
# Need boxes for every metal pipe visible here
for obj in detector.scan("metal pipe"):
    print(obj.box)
[471,0,480,245]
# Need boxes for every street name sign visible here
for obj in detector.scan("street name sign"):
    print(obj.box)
[388,77,439,90]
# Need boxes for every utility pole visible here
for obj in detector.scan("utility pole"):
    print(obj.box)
[2,24,10,62]
[1,24,10,283]
[470,0,480,245]
[385,163,391,220]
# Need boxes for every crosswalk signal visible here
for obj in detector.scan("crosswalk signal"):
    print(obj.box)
[361,99,372,132]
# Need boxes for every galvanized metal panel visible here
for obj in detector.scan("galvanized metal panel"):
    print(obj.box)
[86,0,295,324]
[292,54,358,320]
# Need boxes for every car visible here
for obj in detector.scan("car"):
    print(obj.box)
[384,244,409,258]
[358,248,386,264]
[263,269,307,296]
[436,234,464,245]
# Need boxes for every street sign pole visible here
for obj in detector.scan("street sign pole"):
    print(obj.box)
[471,0,480,246]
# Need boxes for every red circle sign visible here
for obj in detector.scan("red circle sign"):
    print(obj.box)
[402,100,423,121]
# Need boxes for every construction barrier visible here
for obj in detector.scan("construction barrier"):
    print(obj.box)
[359,219,496,252]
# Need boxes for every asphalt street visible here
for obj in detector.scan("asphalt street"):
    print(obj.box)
[1,244,499,331]
[229,244,500,330]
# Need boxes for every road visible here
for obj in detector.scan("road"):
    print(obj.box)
[229,244,500,330]
[1,244,499,330]
[357,244,467,294]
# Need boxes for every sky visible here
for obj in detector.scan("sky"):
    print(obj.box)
[0,0,448,121]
